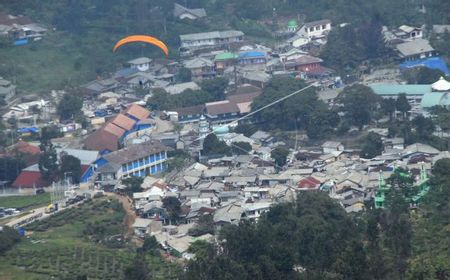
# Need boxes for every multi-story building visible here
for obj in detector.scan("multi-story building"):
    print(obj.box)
[297,19,331,40]
[180,30,244,50]
[93,140,171,186]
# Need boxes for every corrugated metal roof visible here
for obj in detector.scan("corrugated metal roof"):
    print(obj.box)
[369,84,431,96]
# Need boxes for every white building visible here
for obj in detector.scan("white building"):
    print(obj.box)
[128,57,152,72]
[180,30,244,49]
[297,19,331,39]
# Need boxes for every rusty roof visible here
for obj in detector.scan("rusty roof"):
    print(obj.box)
[124,104,150,120]
[111,113,135,131]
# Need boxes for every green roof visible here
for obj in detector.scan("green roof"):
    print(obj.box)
[213,125,229,134]
[369,84,431,96]
[287,19,298,28]
[214,52,237,61]
[421,92,450,107]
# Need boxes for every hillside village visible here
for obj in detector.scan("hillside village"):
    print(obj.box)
[1,2,450,262]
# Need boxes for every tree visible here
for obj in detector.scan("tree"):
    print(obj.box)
[162,196,181,224]
[381,98,396,120]
[123,253,151,280]
[270,147,289,169]
[403,67,445,84]
[59,153,81,184]
[412,115,434,140]
[142,236,160,256]
[38,138,59,182]
[360,132,383,159]
[176,67,192,82]
[339,84,381,129]
[188,214,215,236]
[231,141,252,155]
[234,123,257,137]
[202,133,230,156]
[200,77,228,100]
[0,226,21,254]
[0,157,26,182]
[146,88,173,110]
[57,92,83,121]
[306,108,340,139]
[121,177,144,197]
[166,150,191,172]
[395,93,411,120]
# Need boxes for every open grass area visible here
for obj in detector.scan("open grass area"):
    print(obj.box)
[0,193,51,210]
[0,198,180,280]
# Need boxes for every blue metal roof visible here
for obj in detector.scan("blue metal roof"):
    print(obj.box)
[400,57,450,75]
[369,84,431,96]
[421,92,450,108]
[238,51,266,58]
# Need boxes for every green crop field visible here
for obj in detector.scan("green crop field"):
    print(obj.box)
[0,193,51,210]
[0,198,180,280]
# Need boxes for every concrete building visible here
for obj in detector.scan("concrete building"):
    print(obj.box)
[297,19,331,39]
[180,30,244,50]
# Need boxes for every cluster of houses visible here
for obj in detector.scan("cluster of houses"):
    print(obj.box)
[127,127,449,258]
[0,12,47,45]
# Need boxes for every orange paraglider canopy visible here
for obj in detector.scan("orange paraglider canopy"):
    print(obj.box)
[113,35,169,56]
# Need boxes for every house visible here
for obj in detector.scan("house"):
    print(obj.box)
[205,100,240,124]
[322,141,344,154]
[242,201,272,221]
[297,19,331,39]
[421,77,450,109]
[396,25,423,40]
[173,3,206,20]
[384,138,405,150]
[127,57,152,72]
[124,104,151,121]
[241,71,271,88]
[84,128,121,153]
[5,140,40,165]
[214,203,243,229]
[132,218,152,237]
[0,77,16,102]
[402,143,440,159]
[226,89,261,115]
[286,35,310,48]
[284,55,323,73]
[12,164,49,189]
[82,78,120,97]
[369,83,431,110]
[165,82,200,95]
[237,51,268,69]
[214,52,237,73]
[93,140,171,185]
[180,30,244,50]
[396,39,435,61]
[279,48,308,63]
[183,57,215,80]
[175,105,205,123]
[297,176,321,190]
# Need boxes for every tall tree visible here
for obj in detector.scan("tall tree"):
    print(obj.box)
[57,92,83,121]
[412,115,435,140]
[339,84,381,129]
[201,77,228,100]
[176,67,192,83]
[270,147,289,169]
[59,153,81,184]
[231,141,252,155]
[162,197,181,224]
[38,136,58,182]
[360,132,383,159]
[202,133,230,156]
[395,93,411,120]
[381,98,396,120]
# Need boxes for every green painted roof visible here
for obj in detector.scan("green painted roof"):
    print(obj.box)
[287,19,298,28]
[421,92,450,107]
[214,52,237,61]
[213,125,229,134]
[369,84,431,96]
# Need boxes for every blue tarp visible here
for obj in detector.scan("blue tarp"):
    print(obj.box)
[400,56,450,75]
[14,39,28,46]
[17,127,39,134]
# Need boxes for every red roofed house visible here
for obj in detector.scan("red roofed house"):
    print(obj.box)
[6,140,40,165]
[110,113,135,131]
[84,128,121,153]
[298,176,321,190]
[12,164,50,189]
[124,104,151,121]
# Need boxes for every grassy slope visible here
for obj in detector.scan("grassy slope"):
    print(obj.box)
[0,193,51,209]
[0,198,179,280]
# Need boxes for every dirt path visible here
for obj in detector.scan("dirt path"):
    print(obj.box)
[106,193,136,239]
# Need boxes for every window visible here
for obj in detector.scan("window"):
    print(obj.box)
[322,24,326,30]
[122,164,127,172]
[315,26,320,31]
[127,163,132,170]
[139,158,144,166]
[309,27,314,32]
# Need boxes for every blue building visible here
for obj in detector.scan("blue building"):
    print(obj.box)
[93,140,172,186]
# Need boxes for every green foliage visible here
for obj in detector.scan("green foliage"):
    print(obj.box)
[162,196,181,224]
[124,253,151,280]
[142,236,160,257]
[270,147,289,169]
[186,192,368,279]
[0,193,51,209]
[167,150,191,172]
[59,154,81,184]
[381,98,396,119]
[339,84,381,129]
[122,176,144,197]
[202,133,230,156]
[231,141,252,155]
[360,132,383,159]
[176,67,192,83]
[412,115,434,140]
[0,156,26,183]
[0,226,21,255]
[200,77,228,100]
[147,88,216,111]
[41,125,63,141]
[188,214,215,237]
[395,93,411,119]
[233,123,257,137]
[403,67,445,84]
[57,92,83,121]
[306,107,340,139]
[252,77,325,131]
[38,139,58,182]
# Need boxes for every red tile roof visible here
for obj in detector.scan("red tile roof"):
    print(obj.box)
[298,176,321,189]
[84,129,120,152]
[103,123,126,138]
[124,104,150,120]
[111,113,135,131]
[10,140,40,155]
[12,171,49,189]
[205,100,240,116]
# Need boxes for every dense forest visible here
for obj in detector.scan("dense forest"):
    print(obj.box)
[184,158,450,280]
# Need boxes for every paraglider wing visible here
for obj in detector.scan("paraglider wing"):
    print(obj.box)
[113,35,169,56]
